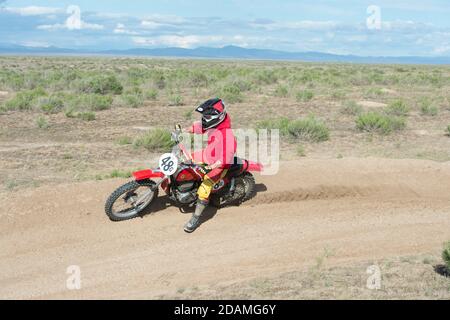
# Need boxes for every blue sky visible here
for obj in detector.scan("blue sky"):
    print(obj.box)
[1,0,450,56]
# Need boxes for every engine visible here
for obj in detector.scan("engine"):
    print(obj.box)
[174,181,197,204]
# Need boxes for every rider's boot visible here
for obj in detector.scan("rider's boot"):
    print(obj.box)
[184,199,208,233]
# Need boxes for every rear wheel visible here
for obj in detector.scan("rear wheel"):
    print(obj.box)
[211,172,256,208]
[105,180,158,221]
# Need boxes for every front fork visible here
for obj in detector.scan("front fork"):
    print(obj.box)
[130,176,169,207]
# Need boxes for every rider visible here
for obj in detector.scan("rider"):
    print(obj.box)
[184,98,237,233]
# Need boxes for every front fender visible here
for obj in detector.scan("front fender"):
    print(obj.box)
[133,169,164,181]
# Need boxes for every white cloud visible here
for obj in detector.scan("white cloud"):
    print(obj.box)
[141,20,166,30]
[3,6,61,16]
[37,5,103,31]
[114,23,139,35]
[250,20,339,31]
[434,45,450,55]
[133,35,224,48]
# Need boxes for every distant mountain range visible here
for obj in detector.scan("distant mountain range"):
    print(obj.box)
[1,44,449,65]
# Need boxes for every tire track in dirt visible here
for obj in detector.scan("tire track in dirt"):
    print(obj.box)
[1,158,450,299]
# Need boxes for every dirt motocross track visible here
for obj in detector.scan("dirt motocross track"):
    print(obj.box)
[1,158,450,299]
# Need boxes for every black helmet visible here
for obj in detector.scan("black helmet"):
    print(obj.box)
[195,98,227,130]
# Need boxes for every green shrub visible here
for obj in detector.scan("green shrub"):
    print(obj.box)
[78,74,123,95]
[64,108,76,118]
[145,88,158,100]
[296,90,314,102]
[255,70,278,85]
[37,95,64,114]
[117,136,132,145]
[256,116,329,143]
[256,118,291,136]
[365,87,384,98]
[77,111,96,121]
[274,85,289,97]
[419,98,438,116]
[341,101,363,115]
[228,78,252,92]
[356,112,406,134]
[133,128,175,151]
[121,93,144,108]
[2,88,46,111]
[108,169,133,179]
[385,99,409,116]
[220,84,243,103]
[443,241,450,271]
[36,116,49,129]
[286,116,330,142]
[168,94,184,106]
[446,125,450,136]
[330,90,346,100]
[88,94,113,111]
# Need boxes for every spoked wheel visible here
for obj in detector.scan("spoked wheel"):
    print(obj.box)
[211,172,256,208]
[105,180,158,221]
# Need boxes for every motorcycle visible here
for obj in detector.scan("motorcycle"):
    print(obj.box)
[105,125,263,221]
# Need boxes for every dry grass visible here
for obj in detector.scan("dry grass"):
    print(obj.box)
[1,56,450,190]
[161,254,450,300]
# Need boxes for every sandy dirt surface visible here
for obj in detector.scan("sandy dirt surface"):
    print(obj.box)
[1,158,449,299]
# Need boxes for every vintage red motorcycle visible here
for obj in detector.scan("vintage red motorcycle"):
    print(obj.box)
[105,125,263,221]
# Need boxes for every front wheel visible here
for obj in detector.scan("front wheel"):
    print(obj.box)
[105,180,158,221]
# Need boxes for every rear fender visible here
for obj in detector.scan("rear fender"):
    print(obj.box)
[133,169,164,181]
[246,161,263,172]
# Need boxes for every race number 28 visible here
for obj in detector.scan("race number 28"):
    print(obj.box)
[159,153,178,176]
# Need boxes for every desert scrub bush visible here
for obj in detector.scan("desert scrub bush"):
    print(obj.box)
[330,90,346,100]
[85,94,113,111]
[364,87,384,98]
[66,94,113,111]
[120,93,145,108]
[274,85,289,97]
[256,116,329,143]
[78,74,123,95]
[37,95,64,114]
[296,90,314,102]
[107,169,133,179]
[443,241,450,271]
[133,128,175,151]
[1,88,46,111]
[116,136,132,146]
[168,94,184,106]
[356,112,406,134]
[145,88,158,100]
[446,125,450,136]
[286,116,330,142]
[35,116,49,129]
[419,97,438,116]
[385,99,409,116]
[254,69,278,85]
[219,83,243,103]
[75,111,96,121]
[341,101,363,115]
[227,77,252,92]
[188,71,209,87]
